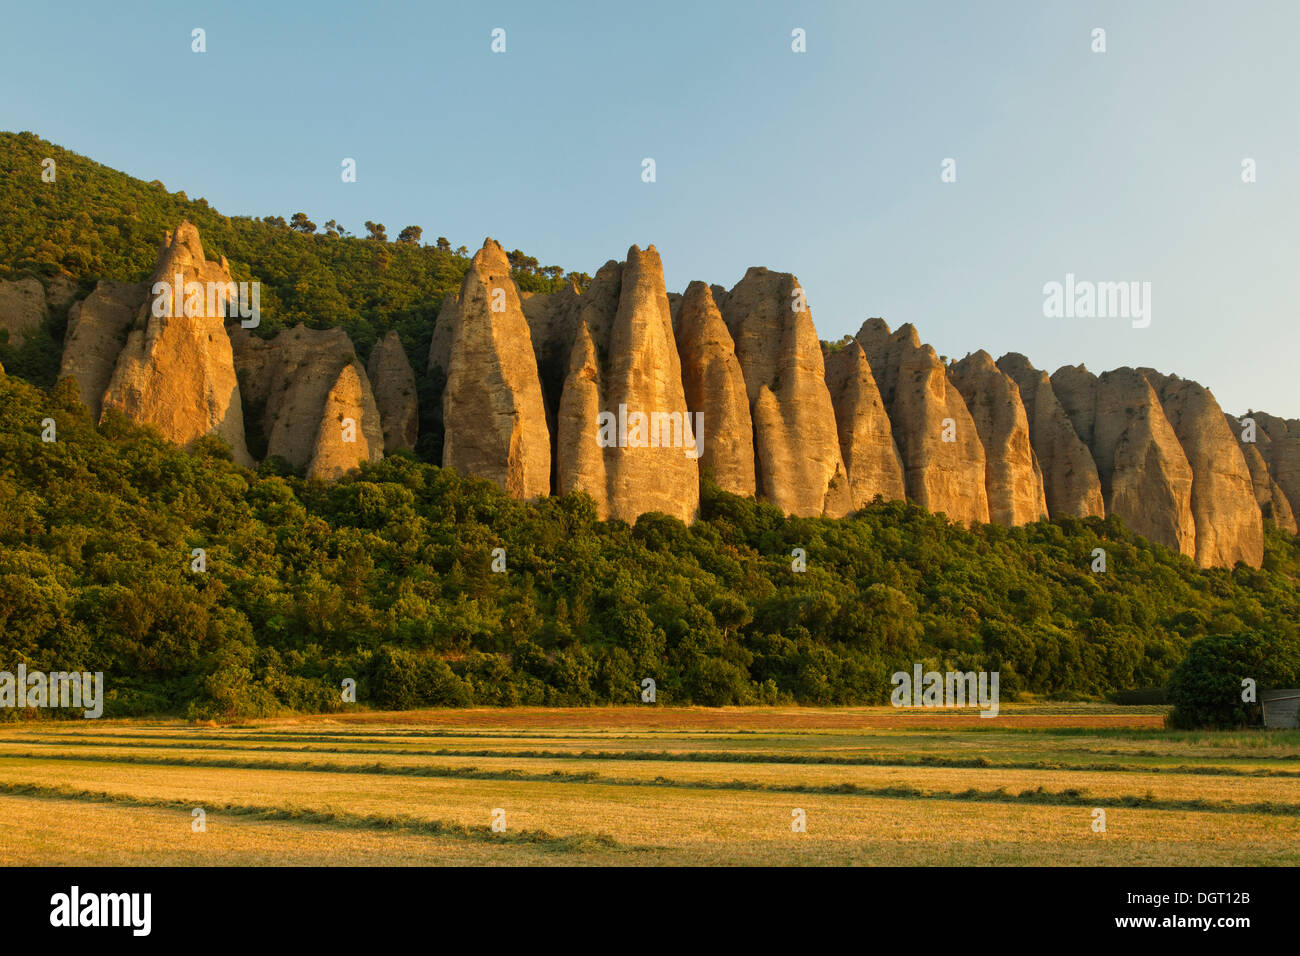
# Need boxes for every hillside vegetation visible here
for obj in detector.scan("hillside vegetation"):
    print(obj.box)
[2,372,1299,718]
[0,129,575,454]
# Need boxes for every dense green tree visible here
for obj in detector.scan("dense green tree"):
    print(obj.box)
[1168,632,1300,728]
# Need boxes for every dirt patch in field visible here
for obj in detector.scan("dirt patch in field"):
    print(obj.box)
[266,707,1167,733]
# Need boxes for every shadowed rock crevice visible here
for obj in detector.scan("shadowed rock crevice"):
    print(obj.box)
[367,329,418,454]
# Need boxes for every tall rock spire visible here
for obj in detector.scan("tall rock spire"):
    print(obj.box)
[99,221,253,466]
[1144,372,1262,568]
[856,319,989,525]
[551,260,622,515]
[823,340,905,508]
[721,267,851,517]
[310,363,383,480]
[556,321,608,514]
[996,352,1104,519]
[675,280,756,499]
[441,239,551,499]
[1053,365,1196,559]
[602,245,700,523]
[949,350,1048,526]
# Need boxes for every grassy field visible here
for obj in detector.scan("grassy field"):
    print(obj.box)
[0,704,1297,866]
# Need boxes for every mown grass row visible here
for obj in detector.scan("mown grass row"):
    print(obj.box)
[9,724,1292,747]
[5,737,1300,778]
[0,780,634,854]
[5,750,1299,817]
[0,729,911,749]
[18,723,1268,749]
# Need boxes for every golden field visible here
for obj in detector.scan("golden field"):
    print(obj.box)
[0,704,1296,866]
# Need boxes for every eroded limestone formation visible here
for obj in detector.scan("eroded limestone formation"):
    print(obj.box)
[721,267,851,517]
[367,330,418,453]
[675,280,756,499]
[1145,372,1262,568]
[441,239,551,499]
[996,352,1104,520]
[59,280,148,418]
[823,340,905,509]
[856,319,988,525]
[949,350,1047,526]
[100,222,252,466]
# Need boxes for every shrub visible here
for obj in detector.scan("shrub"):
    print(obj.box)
[1110,687,1168,706]
[367,647,471,709]
[1167,633,1300,728]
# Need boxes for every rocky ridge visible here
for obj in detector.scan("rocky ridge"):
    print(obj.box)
[33,223,1296,568]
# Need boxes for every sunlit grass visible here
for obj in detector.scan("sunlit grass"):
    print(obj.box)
[0,705,1294,866]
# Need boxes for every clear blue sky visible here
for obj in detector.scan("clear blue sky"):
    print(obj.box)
[4,0,1298,417]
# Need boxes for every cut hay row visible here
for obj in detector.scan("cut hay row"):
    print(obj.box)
[1,736,1298,778]
[0,780,635,854]
[1,750,1297,817]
